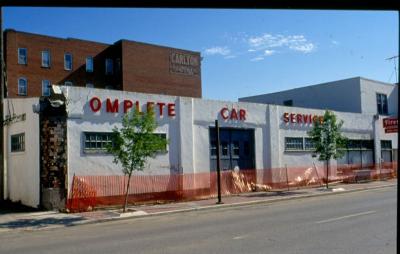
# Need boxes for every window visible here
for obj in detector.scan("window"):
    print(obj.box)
[86,57,93,72]
[41,50,51,68]
[84,132,114,153]
[42,80,51,96]
[18,78,27,96]
[86,83,94,88]
[283,100,293,106]
[83,132,167,153]
[381,140,392,150]
[210,141,217,156]
[64,53,72,70]
[64,81,73,86]
[105,58,113,75]
[304,138,315,150]
[11,133,25,152]
[18,48,27,65]
[376,93,388,115]
[232,141,240,156]
[285,137,303,151]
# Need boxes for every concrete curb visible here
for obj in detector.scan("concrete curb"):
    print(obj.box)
[3,183,396,233]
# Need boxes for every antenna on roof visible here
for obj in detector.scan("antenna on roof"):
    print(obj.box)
[386,55,399,83]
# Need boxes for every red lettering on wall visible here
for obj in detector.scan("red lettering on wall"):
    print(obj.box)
[168,103,176,116]
[312,115,318,123]
[239,109,246,120]
[220,107,229,120]
[157,102,165,116]
[90,97,102,112]
[123,100,133,113]
[283,112,290,123]
[135,101,143,114]
[319,116,324,124]
[302,114,310,124]
[296,114,302,123]
[230,108,238,120]
[290,113,295,123]
[147,101,155,113]
[106,98,119,113]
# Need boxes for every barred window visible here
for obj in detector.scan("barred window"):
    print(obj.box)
[304,138,316,150]
[285,137,303,151]
[11,133,25,152]
[381,140,392,150]
[83,132,113,153]
[83,132,167,153]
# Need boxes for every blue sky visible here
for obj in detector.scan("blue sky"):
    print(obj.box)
[3,8,399,101]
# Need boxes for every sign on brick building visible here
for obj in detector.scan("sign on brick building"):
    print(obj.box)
[170,52,200,76]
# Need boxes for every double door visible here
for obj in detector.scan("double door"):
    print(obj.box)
[209,128,255,171]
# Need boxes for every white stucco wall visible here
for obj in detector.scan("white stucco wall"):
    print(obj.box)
[65,88,180,188]
[4,98,40,208]
[360,78,398,115]
[64,86,397,180]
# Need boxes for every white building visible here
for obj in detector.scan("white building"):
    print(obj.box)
[2,77,398,209]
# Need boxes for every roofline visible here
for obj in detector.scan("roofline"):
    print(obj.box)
[120,39,201,55]
[239,77,362,100]
[239,76,397,100]
[4,29,111,46]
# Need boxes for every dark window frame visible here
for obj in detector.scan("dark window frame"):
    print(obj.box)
[376,93,388,115]
[11,133,25,152]
[18,77,27,96]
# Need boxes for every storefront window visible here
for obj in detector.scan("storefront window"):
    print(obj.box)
[285,137,303,151]
[304,138,315,150]
[84,132,113,153]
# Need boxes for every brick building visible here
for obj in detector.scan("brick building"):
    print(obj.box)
[4,29,202,98]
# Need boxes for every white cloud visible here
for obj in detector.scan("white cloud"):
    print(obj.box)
[264,49,275,56]
[331,40,339,45]
[251,57,264,61]
[224,55,236,59]
[204,46,231,56]
[248,33,315,54]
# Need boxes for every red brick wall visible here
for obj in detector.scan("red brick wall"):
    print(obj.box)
[5,30,110,98]
[5,30,202,98]
[121,40,202,98]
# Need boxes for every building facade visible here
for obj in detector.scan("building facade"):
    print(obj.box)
[2,80,397,209]
[239,77,398,116]
[4,30,202,98]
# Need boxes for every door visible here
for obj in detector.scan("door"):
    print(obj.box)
[209,127,255,171]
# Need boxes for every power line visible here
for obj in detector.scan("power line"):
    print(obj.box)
[386,55,399,83]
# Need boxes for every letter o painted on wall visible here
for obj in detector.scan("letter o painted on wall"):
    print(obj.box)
[90,97,102,112]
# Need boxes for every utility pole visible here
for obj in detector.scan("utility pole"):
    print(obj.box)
[0,7,4,201]
[215,120,223,204]
[386,55,399,83]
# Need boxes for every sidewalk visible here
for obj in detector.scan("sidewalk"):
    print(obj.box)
[0,179,396,233]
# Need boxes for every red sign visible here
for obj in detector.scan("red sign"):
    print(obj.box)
[89,97,176,117]
[283,112,324,124]
[220,107,246,121]
[383,117,398,133]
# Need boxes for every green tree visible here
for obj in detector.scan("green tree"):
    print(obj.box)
[308,110,347,189]
[107,108,168,212]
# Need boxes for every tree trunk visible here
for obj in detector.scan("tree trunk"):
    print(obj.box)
[123,173,132,213]
[326,160,329,189]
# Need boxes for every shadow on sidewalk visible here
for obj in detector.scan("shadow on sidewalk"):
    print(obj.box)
[0,200,41,215]
[242,190,310,198]
[0,217,85,230]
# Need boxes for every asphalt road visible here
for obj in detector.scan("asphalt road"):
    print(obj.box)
[0,186,396,254]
